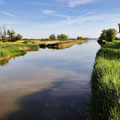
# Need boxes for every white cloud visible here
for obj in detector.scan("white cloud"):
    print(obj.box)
[26,2,66,8]
[53,14,71,20]
[41,9,70,19]
[42,10,55,14]
[60,0,95,7]
[0,11,15,17]
[30,12,120,29]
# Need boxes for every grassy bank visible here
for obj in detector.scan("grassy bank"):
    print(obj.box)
[0,44,39,60]
[39,40,86,49]
[89,40,120,120]
[0,40,87,61]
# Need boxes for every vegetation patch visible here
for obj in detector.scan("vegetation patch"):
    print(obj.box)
[39,40,87,49]
[89,40,120,120]
[0,44,39,60]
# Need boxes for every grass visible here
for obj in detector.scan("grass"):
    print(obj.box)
[0,40,75,60]
[0,39,87,61]
[39,40,86,49]
[0,44,39,60]
[0,44,26,58]
[89,40,120,120]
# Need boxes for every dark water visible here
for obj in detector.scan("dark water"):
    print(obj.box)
[0,40,99,120]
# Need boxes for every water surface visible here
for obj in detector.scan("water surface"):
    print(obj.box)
[0,40,99,120]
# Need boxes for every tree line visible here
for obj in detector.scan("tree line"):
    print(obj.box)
[0,25,88,42]
[48,34,88,41]
[0,25,23,42]
[24,34,88,41]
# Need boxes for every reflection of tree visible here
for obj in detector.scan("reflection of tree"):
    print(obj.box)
[0,59,9,67]
[0,54,26,67]
[40,40,88,50]
[77,40,88,45]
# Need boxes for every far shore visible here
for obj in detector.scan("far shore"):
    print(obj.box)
[0,39,88,61]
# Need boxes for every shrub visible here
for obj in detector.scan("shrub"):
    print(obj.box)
[98,29,117,44]
[49,34,56,40]
[57,34,68,40]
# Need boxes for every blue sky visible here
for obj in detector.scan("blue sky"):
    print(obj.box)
[0,0,120,38]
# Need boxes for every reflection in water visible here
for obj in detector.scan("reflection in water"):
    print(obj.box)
[0,54,26,67]
[0,41,83,67]
[0,40,100,120]
[39,40,87,50]
[0,59,9,66]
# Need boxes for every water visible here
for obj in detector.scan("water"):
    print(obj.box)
[0,40,100,120]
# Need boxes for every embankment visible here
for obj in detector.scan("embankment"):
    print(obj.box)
[0,44,39,61]
[0,40,87,62]
[89,41,120,120]
[39,40,86,49]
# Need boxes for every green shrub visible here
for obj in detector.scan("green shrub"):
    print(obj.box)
[98,29,117,44]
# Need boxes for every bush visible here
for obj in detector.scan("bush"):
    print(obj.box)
[16,34,23,40]
[98,29,117,44]
[77,36,83,40]
[49,34,56,40]
[106,29,117,42]
[77,36,88,40]
[57,34,68,40]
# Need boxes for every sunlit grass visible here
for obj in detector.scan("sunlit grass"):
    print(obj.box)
[89,41,120,120]
[0,44,39,59]
[0,44,26,58]
[0,40,86,60]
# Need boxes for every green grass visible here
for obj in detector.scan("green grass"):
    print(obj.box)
[0,40,77,59]
[0,44,26,58]
[89,40,120,120]
[0,40,86,60]
[39,40,85,49]
[0,44,39,59]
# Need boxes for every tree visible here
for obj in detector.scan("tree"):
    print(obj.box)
[84,37,88,40]
[0,26,23,42]
[106,29,117,42]
[7,30,16,41]
[77,36,83,40]
[99,29,107,41]
[57,34,68,40]
[98,29,117,44]
[0,25,7,42]
[77,36,88,40]
[16,34,23,40]
[49,34,56,40]
[7,30,23,41]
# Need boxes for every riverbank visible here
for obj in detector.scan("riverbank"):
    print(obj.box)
[0,40,87,61]
[89,40,120,120]
[0,44,39,61]
[39,40,86,49]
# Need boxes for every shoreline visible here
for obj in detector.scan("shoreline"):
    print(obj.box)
[0,40,87,61]
[89,40,120,120]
